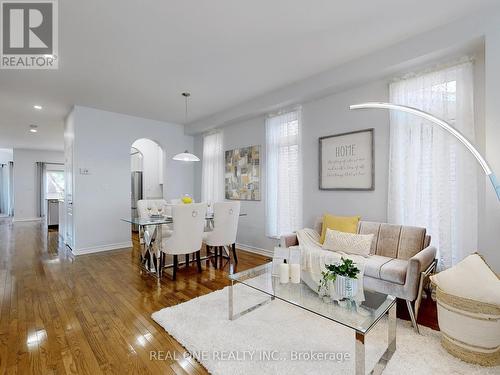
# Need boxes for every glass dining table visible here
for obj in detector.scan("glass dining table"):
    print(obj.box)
[121,213,246,277]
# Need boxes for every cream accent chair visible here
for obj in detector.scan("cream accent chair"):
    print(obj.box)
[161,203,207,280]
[280,219,437,333]
[203,201,241,266]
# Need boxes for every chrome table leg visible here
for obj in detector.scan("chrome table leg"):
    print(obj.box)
[356,303,396,375]
[355,331,365,375]
[228,280,234,320]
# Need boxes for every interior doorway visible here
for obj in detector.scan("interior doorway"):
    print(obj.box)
[130,138,164,229]
[130,146,143,231]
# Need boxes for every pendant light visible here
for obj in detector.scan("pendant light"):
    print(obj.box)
[172,92,200,162]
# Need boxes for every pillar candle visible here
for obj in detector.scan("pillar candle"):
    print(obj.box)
[290,264,301,283]
[279,263,289,283]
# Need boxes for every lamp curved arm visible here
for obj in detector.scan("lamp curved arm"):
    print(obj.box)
[350,102,500,201]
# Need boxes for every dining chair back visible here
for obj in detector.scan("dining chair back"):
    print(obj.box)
[161,203,207,279]
[204,201,241,264]
[137,199,167,217]
[162,203,207,255]
[208,201,240,246]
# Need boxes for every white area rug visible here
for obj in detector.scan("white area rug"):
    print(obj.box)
[152,284,498,375]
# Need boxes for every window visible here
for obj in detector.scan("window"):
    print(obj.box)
[388,61,477,269]
[266,109,302,238]
[201,130,224,203]
[46,170,64,199]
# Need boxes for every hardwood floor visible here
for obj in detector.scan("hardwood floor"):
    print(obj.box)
[0,218,438,374]
[0,218,269,374]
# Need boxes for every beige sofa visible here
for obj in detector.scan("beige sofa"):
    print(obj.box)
[280,220,437,333]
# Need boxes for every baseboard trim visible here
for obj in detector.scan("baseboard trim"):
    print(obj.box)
[236,243,274,258]
[13,217,42,222]
[72,241,133,256]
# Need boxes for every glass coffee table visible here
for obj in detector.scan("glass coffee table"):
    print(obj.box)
[228,262,396,375]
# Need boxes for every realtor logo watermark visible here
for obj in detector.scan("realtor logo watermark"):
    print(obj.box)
[1,0,58,69]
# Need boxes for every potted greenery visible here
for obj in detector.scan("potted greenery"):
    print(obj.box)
[318,257,360,300]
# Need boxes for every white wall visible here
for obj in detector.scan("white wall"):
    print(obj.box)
[194,81,389,253]
[68,106,194,254]
[131,138,163,199]
[12,148,64,221]
[482,24,500,272]
[302,82,390,227]
[0,149,13,164]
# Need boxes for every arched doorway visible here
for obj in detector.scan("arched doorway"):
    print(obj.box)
[130,138,164,230]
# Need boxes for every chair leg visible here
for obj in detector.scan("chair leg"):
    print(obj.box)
[158,252,163,278]
[196,250,202,273]
[232,243,238,264]
[214,246,218,268]
[173,255,178,280]
[185,254,190,267]
[406,300,420,334]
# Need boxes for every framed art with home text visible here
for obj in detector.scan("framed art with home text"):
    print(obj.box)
[319,128,374,190]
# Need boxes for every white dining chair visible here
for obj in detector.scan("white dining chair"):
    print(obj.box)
[161,202,207,280]
[136,199,171,272]
[137,199,171,235]
[203,201,240,266]
[165,198,194,216]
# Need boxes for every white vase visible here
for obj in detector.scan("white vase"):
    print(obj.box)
[334,276,358,299]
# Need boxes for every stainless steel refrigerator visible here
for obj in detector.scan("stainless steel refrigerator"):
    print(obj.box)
[131,171,143,232]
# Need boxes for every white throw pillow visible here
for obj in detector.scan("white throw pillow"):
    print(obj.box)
[322,228,373,257]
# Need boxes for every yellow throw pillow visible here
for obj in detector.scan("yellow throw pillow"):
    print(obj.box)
[320,214,360,244]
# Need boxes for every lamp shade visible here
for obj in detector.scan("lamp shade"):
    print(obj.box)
[350,102,500,201]
[172,150,200,162]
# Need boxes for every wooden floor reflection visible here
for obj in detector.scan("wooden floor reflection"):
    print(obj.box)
[0,218,269,374]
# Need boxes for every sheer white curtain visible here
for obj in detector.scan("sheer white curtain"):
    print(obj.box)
[266,109,303,238]
[388,61,477,269]
[201,130,224,203]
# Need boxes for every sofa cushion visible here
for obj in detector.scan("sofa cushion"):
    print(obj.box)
[357,221,427,260]
[364,255,407,285]
[380,259,408,285]
[364,255,392,279]
[320,214,360,244]
[322,229,373,257]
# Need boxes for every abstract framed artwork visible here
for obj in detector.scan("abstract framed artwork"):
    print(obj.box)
[225,145,261,200]
[319,128,374,190]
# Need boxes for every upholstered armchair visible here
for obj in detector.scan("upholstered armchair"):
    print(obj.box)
[280,220,437,333]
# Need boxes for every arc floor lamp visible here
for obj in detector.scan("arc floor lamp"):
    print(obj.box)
[350,102,500,201]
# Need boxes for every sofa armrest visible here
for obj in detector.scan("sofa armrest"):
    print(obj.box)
[404,245,437,300]
[409,245,437,273]
[280,233,298,248]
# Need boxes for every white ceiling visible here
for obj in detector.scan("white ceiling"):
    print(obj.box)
[0,0,497,151]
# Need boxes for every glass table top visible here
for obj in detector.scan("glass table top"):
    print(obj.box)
[229,262,396,334]
[121,216,173,225]
[122,213,247,226]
